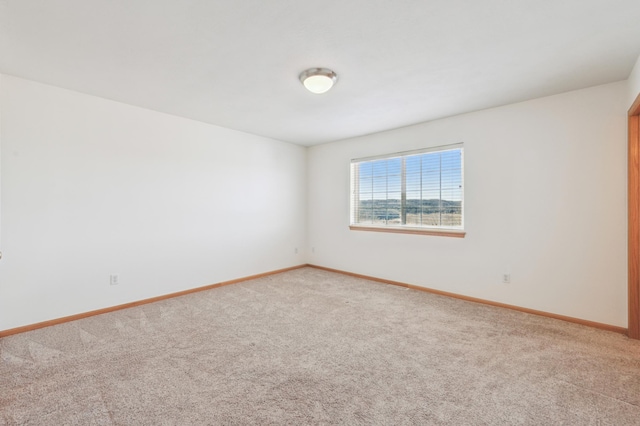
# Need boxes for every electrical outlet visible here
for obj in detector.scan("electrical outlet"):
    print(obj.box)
[294,247,299,254]
[110,274,119,286]
[502,273,511,284]
[311,247,315,253]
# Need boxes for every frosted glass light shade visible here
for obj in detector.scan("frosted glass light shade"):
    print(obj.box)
[299,68,337,94]
[303,75,334,94]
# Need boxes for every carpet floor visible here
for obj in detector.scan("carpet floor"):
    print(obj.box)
[1,267,640,425]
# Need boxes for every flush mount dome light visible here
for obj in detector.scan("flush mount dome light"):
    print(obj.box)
[299,68,337,94]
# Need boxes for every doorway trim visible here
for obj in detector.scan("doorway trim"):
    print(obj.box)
[629,92,640,339]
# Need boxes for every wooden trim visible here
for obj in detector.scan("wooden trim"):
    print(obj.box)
[0,265,307,338]
[307,264,628,335]
[630,92,640,117]
[350,225,466,238]
[629,92,640,340]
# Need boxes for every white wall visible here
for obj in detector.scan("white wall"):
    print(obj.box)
[627,57,640,107]
[630,54,640,107]
[0,76,2,265]
[0,75,307,331]
[0,74,631,332]
[308,81,628,327]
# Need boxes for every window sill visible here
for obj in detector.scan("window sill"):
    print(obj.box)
[349,225,466,238]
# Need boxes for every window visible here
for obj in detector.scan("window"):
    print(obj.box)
[350,144,464,237]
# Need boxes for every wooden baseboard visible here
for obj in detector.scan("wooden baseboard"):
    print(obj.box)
[0,265,307,338]
[2,263,627,338]
[307,264,628,335]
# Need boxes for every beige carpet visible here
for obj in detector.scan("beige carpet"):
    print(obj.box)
[1,267,640,425]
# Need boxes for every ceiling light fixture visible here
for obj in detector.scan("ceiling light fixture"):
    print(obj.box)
[299,68,338,94]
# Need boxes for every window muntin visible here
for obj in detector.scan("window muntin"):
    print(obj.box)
[350,144,463,231]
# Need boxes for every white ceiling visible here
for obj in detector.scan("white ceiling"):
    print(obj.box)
[1,0,640,146]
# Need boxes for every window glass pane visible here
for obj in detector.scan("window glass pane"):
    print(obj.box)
[422,154,439,170]
[405,213,421,226]
[387,192,401,201]
[422,189,440,200]
[405,156,421,174]
[372,176,387,193]
[358,177,373,194]
[442,188,462,202]
[387,176,402,193]
[405,173,421,192]
[351,146,463,230]
[358,208,373,224]
[371,161,387,177]
[386,158,402,176]
[358,162,373,178]
[406,190,421,201]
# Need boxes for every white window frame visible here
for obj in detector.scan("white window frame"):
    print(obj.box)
[350,143,465,238]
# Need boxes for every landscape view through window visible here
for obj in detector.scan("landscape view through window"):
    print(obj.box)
[352,147,463,228]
